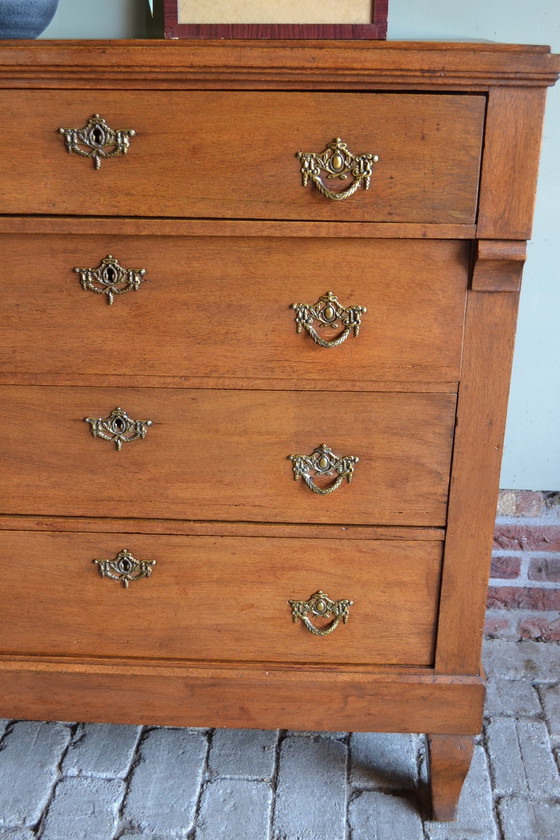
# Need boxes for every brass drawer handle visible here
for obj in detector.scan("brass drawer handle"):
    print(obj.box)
[288,443,359,496]
[291,291,366,348]
[58,114,135,170]
[297,137,378,201]
[94,549,155,589]
[84,406,152,451]
[74,254,147,305]
[289,590,353,636]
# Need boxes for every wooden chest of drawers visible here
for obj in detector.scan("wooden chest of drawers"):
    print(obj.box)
[0,40,558,820]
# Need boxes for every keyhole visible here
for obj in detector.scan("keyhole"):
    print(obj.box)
[103,265,118,286]
[91,126,106,147]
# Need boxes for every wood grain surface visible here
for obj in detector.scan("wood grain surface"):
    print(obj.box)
[0,90,484,222]
[0,658,484,733]
[0,235,469,387]
[0,386,455,525]
[0,39,557,817]
[0,530,441,665]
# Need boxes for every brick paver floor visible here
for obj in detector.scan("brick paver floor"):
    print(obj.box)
[0,639,558,839]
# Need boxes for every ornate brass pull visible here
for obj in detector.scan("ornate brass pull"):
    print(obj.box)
[291,291,366,348]
[58,114,135,170]
[84,407,152,451]
[289,590,353,636]
[74,254,147,305]
[288,443,359,496]
[93,549,155,589]
[297,138,378,201]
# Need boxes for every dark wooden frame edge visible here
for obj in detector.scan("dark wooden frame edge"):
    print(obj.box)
[163,0,388,40]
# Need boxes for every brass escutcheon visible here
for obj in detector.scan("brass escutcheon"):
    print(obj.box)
[93,549,155,589]
[74,254,147,305]
[297,137,378,201]
[289,590,353,636]
[58,114,135,169]
[288,443,359,496]
[84,407,152,451]
[291,290,366,348]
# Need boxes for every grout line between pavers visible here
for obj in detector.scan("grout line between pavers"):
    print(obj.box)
[114,724,152,839]
[480,721,505,840]
[269,729,288,840]
[186,727,213,840]
[342,732,352,840]
[33,721,79,840]
[0,719,16,750]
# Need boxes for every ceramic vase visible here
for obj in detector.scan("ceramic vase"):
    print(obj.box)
[0,0,59,38]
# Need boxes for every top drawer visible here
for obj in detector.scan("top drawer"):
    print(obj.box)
[0,91,485,222]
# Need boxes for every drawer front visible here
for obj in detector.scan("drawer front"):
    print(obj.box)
[0,91,484,222]
[0,386,455,526]
[0,235,468,387]
[0,531,442,666]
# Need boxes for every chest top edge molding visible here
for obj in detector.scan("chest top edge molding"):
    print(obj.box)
[0,40,558,89]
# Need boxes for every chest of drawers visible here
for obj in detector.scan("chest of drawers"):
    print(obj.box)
[0,39,558,821]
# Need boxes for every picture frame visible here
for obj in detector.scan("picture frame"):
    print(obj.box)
[163,0,388,40]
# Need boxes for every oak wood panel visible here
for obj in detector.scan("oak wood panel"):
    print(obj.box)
[0,658,485,733]
[0,386,456,526]
[0,531,441,666]
[0,90,484,222]
[0,515,445,542]
[0,236,469,386]
[435,292,519,675]
[477,87,547,240]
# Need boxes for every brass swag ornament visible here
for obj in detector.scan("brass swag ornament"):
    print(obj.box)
[297,137,379,201]
[74,254,147,305]
[58,114,136,169]
[93,549,156,589]
[291,290,367,348]
[289,590,353,636]
[288,443,359,496]
[84,407,152,451]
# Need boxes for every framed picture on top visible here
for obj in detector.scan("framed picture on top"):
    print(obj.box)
[163,0,389,40]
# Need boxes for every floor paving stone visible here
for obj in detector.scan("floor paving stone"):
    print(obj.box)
[207,729,278,780]
[118,835,178,840]
[349,732,419,791]
[195,779,272,840]
[40,777,125,840]
[62,722,142,779]
[484,677,541,717]
[498,796,560,840]
[122,728,207,836]
[540,682,560,739]
[0,720,10,742]
[486,717,560,797]
[483,639,560,681]
[348,791,424,840]
[0,829,35,840]
[272,734,347,840]
[0,721,71,828]
[424,746,496,840]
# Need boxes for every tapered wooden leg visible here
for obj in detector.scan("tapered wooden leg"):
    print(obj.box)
[427,734,475,821]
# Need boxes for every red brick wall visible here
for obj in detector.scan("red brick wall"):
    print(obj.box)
[485,491,560,641]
